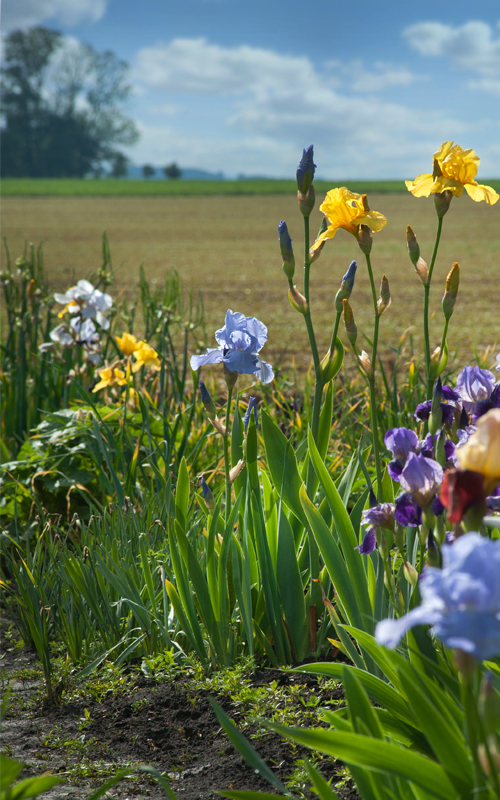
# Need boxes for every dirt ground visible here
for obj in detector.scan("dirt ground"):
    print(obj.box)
[1,630,360,800]
[2,193,499,373]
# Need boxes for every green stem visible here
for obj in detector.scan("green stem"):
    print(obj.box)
[223,386,233,524]
[364,253,383,499]
[423,216,443,398]
[439,318,449,357]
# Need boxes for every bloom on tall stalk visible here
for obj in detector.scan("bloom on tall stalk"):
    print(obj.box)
[310,188,386,253]
[190,310,274,385]
[406,141,499,206]
[376,533,500,662]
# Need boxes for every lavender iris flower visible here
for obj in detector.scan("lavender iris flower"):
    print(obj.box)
[356,502,395,555]
[415,400,455,427]
[394,493,422,527]
[355,528,377,555]
[376,533,500,661]
[399,452,444,507]
[456,366,496,414]
[244,396,258,432]
[384,427,419,481]
[456,425,477,447]
[472,383,500,422]
[190,310,274,384]
[296,145,316,193]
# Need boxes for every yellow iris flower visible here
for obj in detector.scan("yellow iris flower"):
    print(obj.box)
[456,409,500,493]
[132,342,161,373]
[116,332,140,356]
[406,141,499,205]
[92,365,127,392]
[311,188,386,252]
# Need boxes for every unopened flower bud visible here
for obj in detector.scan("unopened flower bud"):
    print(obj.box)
[358,350,373,375]
[429,377,443,435]
[309,218,328,264]
[403,561,418,587]
[357,224,372,255]
[406,225,420,266]
[434,426,447,467]
[429,345,448,381]
[244,396,258,433]
[414,257,430,285]
[442,262,460,321]
[320,339,344,383]
[297,185,315,217]
[278,220,295,280]
[426,530,440,568]
[434,190,453,219]
[342,299,357,346]
[211,417,227,436]
[376,274,391,316]
[223,364,238,390]
[201,477,215,511]
[289,285,309,314]
[296,145,316,194]
[200,380,217,418]
[229,459,246,482]
[335,261,357,312]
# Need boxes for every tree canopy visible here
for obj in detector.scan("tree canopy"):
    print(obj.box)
[1,26,139,178]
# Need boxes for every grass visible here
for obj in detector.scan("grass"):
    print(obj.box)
[2,192,499,374]
[0,177,458,197]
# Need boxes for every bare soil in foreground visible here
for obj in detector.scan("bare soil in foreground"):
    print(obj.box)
[2,193,499,373]
[1,628,360,800]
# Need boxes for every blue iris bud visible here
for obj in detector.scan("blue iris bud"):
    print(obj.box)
[201,476,215,510]
[278,220,295,281]
[199,380,217,418]
[429,377,443,436]
[296,145,316,194]
[335,261,357,312]
[244,396,258,433]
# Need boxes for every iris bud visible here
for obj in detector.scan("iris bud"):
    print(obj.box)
[223,363,238,390]
[320,339,344,383]
[201,477,215,511]
[414,257,430,285]
[434,427,447,467]
[406,225,420,266]
[357,224,372,255]
[335,261,357,312]
[442,262,460,321]
[309,218,329,264]
[434,190,453,218]
[342,299,357,346]
[278,220,295,281]
[426,530,440,567]
[199,380,217,419]
[358,350,373,375]
[429,377,443,435]
[429,344,448,381]
[229,459,245,482]
[288,285,309,314]
[403,561,418,587]
[296,145,316,194]
[298,185,315,217]
[376,274,391,316]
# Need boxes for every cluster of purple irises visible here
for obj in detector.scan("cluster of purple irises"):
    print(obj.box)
[357,364,500,555]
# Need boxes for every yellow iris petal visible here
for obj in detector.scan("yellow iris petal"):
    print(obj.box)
[311,187,386,251]
[407,141,498,205]
[116,332,140,356]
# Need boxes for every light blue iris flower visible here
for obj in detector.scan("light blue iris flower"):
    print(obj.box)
[376,533,500,661]
[190,310,274,384]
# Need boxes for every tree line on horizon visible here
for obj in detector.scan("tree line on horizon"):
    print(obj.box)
[0,26,182,180]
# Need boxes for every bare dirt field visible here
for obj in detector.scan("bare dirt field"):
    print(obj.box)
[2,193,499,374]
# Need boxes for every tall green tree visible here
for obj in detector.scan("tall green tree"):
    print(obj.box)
[1,26,139,178]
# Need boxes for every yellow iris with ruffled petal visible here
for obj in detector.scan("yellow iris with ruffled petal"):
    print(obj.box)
[311,188,386,253]
[116,332,140,356]
[132,342,161,373]
[406,141,499,205]
[92,365,127,392]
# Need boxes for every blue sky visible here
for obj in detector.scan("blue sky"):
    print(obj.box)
[3,0,500,178]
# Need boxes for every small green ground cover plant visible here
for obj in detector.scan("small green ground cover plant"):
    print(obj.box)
[1,140,500,800]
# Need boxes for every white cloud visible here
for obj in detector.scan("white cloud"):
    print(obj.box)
[467,78,500,97]
[403,20,500,77]
[1,0,107,30]
[325,59,424,93]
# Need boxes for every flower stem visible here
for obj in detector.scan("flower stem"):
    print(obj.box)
[423,216,443,399]
[223,386,233,524]
[364,252,383,498]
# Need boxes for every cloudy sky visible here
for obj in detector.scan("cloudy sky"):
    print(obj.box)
[3,0,500,178]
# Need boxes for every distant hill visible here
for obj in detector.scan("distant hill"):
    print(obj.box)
[127,165,225,180]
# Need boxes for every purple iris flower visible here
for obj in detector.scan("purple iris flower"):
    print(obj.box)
[415,400,455,427]
[395,493,422,527]
[431,494,445,516]
[399,452,444,507]
[384,427,419,481]
[456,366,496,414]
[472,383,500,422]
[296,145,316,193]
[376,533,500,661]
[355,528,377,555]
[419,433,456,463]
[190,310,274,384]
[361,503,395,529]
[456,425,477,447]
[244,396,258,432]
